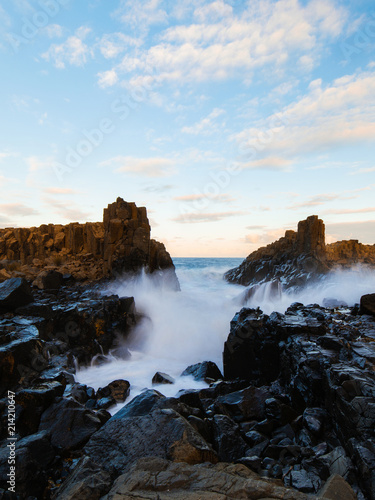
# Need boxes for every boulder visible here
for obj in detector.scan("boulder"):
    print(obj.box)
[152,372,175,385]
[0,277,33,311]
[319,474,357,500]
[84,407,218,475]
[181,361,223,382]
[38,397,102,452]
[32,270,64,290]
[96,379,130,403]
[54,457,112,500]
[104,456,320,499]
[360,293,375,316]
[211,414,249,462]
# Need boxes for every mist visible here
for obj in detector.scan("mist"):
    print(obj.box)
[77,263,375,412]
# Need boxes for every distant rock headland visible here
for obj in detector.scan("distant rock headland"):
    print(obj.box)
[0,197,176,284]
[225,215,375,289]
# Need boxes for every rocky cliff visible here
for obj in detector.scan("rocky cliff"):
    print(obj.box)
[225,215,375,289]
[0,197,176,283]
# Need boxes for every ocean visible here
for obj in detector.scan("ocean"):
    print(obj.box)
[77,257,375,413]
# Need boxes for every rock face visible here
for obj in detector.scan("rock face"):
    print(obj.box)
[0,197,177,283]
[225,215,375,289]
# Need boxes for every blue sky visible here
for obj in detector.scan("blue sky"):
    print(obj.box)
[0,0,374,257]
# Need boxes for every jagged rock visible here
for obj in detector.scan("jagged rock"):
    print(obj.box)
[181,361,223,382]
[104,456,323,499]
[16,381,65,436]
[84,407,218,476]
[0,430,55,498]
[223,308,280,383]
[225,215,375,289]
[0,277,33,311]
[111,389,165,419]
[152,372,175,385]
[0,198,178,283]
[39,397,102,452]
[54,456,112,500]
[0,324,46,394]
[211,414,249,461]
[214,386,269,422]
[360,293,375,316]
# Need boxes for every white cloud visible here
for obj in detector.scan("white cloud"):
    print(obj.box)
[100,156,176,177]
[42,27,92,69]
[239,156,292,171]
[182,108,225,135]
[97,69,118,88]
[98,33,141,59]
[113,0,168,36]
[173,210,246,223]
[43,24,64,38]
[194,1,233,22]
[0,203,39,217]
[234,70,375,165]
[108,0,349,87]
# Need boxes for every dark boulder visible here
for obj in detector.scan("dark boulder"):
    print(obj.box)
[111,389,165,419]
[38,397,102,452]
[211,414,249,462]
[85,408,218,475]
[360,293,375,316]
[181,361,223,382]
[54,457,112,500]
[0,277,33,311]
[96,379,130,403]
[33,270,64,290]
[152,372,175,385]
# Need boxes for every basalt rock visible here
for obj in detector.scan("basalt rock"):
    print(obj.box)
[225,215,375,290]
[0,277,33,311]
[0,197,178,284]
[223,304,375,498]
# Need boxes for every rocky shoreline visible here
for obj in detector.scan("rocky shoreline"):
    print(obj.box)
[1,272,374,499]
[0,208,374,499]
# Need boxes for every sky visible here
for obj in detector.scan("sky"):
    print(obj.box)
[0,0,374,257]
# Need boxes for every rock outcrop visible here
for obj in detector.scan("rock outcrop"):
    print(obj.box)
[0,197,176,283]
[223,302,375,499]
[225,215,375,289]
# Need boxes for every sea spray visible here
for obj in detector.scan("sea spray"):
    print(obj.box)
[77,259,375,413]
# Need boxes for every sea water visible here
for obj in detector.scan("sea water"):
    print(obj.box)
[77,258,375,413]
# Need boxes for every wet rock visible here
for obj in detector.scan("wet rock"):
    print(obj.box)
[323,298,348,309]
[16,381,65,436]
[152,371,175,385]
[214,386,269,422]
[111,389,165,419]
[39,397,102,452]
[290,469,315,493]
[211,414,249,462]
[54,457,112,500]
[0,325,46,393]
[97,379,130,403]
[223,308,280,383]
[0,277,33,311]
[0,430,55,498]
[85,408,218,476]
[181,361,223,382]
[360,293,375,316]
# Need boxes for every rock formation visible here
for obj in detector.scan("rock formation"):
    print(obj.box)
[225,215,375,289]
[0,197,176,284]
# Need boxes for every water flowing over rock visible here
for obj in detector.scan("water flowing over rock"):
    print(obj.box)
[0,197,178,284]
[225,215,375,290]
